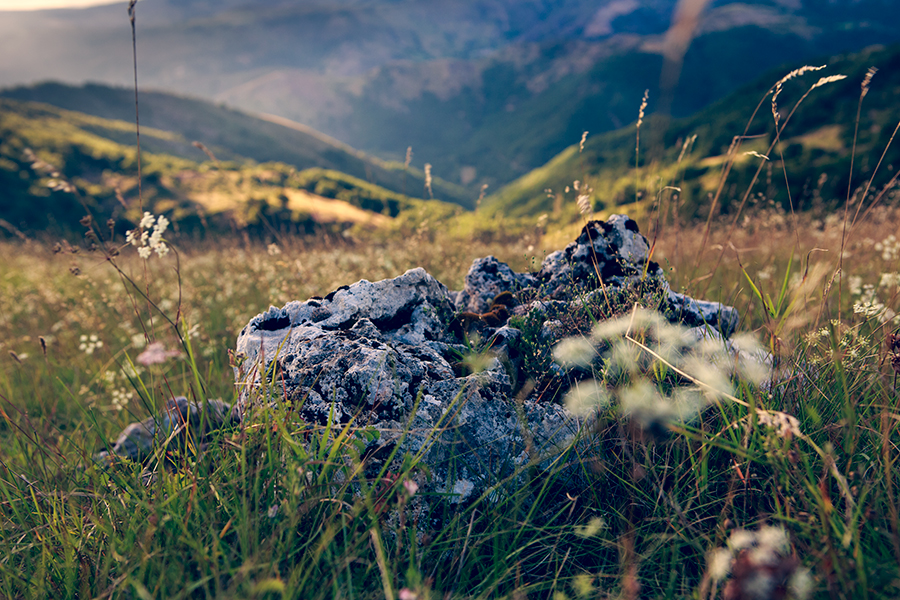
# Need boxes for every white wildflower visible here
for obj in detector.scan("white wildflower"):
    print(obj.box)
[563,379,611,416]
[708,548,733,581]
[128,211,171,259]
[879,272,900,289]
[79,334,103,355]
[139,212,155,229]
[110,387,131,411]
[756,410,802,439]
[574,516,606,538]
[728,529,756,551]
[756,526,790,554]
[789,568,813,599]
[552,336,596,367]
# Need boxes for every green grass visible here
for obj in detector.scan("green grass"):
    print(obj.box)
[3,198,900,597]
[482,44,900,228]
[0,96,470,239]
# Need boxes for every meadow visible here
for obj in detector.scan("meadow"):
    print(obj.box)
[2,14,900,592]
[2,190,900,599]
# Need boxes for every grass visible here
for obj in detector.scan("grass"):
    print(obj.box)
[2,196,900,597]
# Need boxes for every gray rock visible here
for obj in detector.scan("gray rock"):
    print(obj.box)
[455,256,536,313]
[93,397,234,465]
[97,214,743,507]
[535,216,739,336]
[230,265,584,504]
[232,268,458,422]
[536,215,665,299]
[667,285,739,336]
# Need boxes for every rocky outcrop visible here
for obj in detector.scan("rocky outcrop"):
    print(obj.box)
[97,215,741,506]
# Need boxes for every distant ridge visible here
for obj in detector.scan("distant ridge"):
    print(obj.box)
[0,82,472,208]
[484,44,900,223]
[0,95,463,236]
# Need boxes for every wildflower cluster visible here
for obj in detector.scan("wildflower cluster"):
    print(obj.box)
[755,409,802,439]
[126,212,170,258]
[874,233,900,261]
[804,321,880,367]
[79,334,103,355]
[849,273,899,323]
[708,526,812,599]
[555,308,769,433]
[136,341,182,366]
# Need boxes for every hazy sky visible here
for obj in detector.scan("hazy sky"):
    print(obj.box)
[0,0,118,10]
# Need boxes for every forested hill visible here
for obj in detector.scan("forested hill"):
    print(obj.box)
[0,96,463,238]
[484,44,900,224]
[0,82,470,208]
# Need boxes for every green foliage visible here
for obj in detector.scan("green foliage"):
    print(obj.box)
[483,44,900,227]
[509,309,553,385]
[0,97,466,238]
[0,83,472,207]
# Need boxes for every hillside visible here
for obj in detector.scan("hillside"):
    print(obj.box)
[484,43,900,225]
[0,82,471,208]
[2,1,899,190]
[0,97,461,237]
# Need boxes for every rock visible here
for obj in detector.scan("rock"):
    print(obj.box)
[94,397,234,465]
[230,265,583,506]
[455,256,536,313]
[97,214,743,507]
[537,215,664,299]
[233,267,458,423]
[667,285,739,336]
[536,215,738,336]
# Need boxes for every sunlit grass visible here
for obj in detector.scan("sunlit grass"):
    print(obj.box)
[1,200,900,597]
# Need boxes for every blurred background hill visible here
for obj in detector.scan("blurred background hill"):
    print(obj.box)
[3,0,899,190]
[2,0,900,237]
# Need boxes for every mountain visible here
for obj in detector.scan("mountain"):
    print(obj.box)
[2,0,898,193]
[0,82,471,207]
[0,96,461,237]
[483,44,900,224]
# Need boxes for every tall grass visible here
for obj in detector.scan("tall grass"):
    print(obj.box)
[2,190,900,597]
